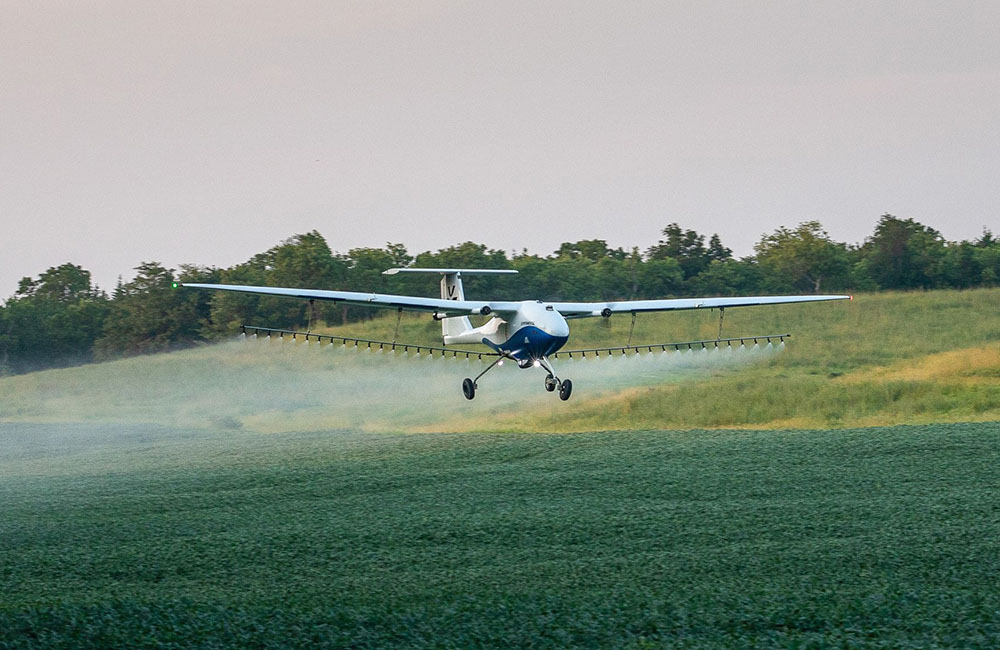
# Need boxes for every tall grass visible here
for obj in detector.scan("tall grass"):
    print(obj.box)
[1,288,997,432]
[416,288,1000,431]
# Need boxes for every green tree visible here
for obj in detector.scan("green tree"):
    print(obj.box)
[94,262,205,359]
[554,239,626,261]
[593,257,630,300]
[693,259,765,296]
[939,241,984,289]
[205,257,272,334]
[178,265,223,338]
[636,258,685,299]
[857,215,946,290]
[542,257,601,300]
[623,247,644,298]
[754,221,851,293]
[966,229,999,286]
[208,231,346,330]
[646,224,705,279]
[707,234,733,263]
[510,252,550,300]
[972,230,1000,285]
[268,231,345,289]
[339,246,412,323]
[0,304,9,374]
[1,263,110,373]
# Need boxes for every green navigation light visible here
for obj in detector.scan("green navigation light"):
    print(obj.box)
[171,282,179,289]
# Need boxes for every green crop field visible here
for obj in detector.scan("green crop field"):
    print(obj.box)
[2,422,999,647]
[1,288,998,647]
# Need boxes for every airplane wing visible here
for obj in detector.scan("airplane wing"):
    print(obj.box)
[180,283,501,317]
[181,283,850,318]
[550,294,851,319]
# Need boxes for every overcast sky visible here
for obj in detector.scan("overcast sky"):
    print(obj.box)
[2,1,998,297]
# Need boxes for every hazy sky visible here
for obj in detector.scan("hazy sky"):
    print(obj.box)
[2,1,998,297]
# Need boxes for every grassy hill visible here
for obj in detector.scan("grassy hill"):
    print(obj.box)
[1,287,996,432]
[326,287,1000,430]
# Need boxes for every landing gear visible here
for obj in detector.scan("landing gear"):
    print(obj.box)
[538,357,573,401]
[463,355,574,401]
[462,355,506,400]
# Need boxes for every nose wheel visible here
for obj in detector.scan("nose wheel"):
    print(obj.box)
[539,358,572,401]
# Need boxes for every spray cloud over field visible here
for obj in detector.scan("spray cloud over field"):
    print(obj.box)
[0,334,780,433]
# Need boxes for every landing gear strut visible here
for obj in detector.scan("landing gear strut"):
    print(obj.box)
[463,355,574,401]
[462,355,506,400]
[539,357,573,401]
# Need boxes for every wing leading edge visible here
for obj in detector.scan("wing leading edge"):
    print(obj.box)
[181,282,850,319]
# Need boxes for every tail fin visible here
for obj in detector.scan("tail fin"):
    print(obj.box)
[382,268,517,342]
[439,272,474,340]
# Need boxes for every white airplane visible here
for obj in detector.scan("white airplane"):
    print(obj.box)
[181,268,850,401]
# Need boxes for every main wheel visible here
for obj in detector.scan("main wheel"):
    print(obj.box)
[462,378,476,400]
[558,379,573,401]
[544,374,557,392]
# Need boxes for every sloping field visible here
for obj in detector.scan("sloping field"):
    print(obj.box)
[435,287,1000,431]
[2,421,999,647]
[1,288,997,431]
[1,288,998,646]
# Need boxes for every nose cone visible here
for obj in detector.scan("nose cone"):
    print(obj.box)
[522,301,569,337]
[545,309,570,337]
[501,302,571,360]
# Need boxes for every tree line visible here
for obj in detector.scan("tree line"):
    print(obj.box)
[2,214,997,375]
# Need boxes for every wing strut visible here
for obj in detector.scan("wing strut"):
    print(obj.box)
[392,307,402,344]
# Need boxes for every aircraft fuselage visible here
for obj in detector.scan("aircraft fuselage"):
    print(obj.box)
[494,300,570,361]
[445,299,570,361]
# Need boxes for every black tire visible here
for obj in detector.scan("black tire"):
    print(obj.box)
[544,374,557,392]
[462,378,476,400]
[558,379,573,401]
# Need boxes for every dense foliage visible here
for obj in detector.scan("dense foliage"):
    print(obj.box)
[2,214,998,374]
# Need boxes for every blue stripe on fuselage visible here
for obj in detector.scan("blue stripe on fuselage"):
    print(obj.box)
[498,326,568,360]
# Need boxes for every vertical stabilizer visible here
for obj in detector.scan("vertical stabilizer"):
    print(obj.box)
[440,272,474,340]
[381,267,519,344]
